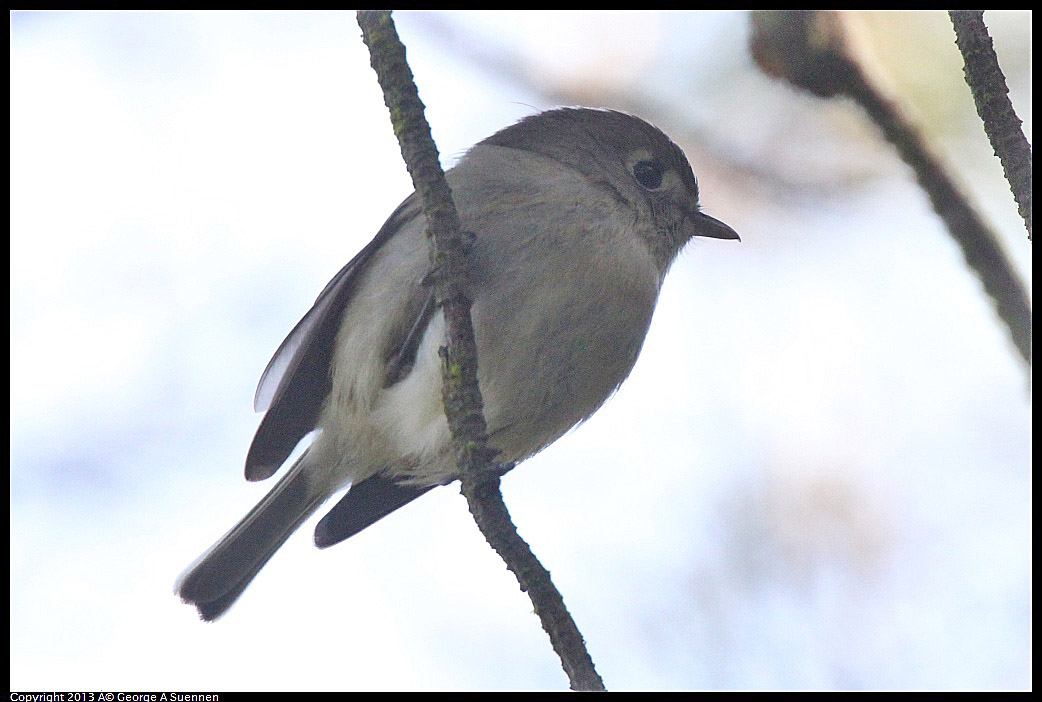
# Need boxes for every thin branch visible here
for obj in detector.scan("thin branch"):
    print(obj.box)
[949,10,1032,240]
[356,10,605,692]
[750,10,1031,370]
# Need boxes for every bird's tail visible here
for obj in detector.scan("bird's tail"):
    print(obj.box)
[176,452,327,621]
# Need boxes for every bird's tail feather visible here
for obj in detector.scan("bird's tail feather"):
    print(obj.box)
[176,451,327,621]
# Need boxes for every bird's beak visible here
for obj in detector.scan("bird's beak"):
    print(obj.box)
[691,211,740,241]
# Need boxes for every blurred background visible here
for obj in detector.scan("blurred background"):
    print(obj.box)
[10,10,1030,691]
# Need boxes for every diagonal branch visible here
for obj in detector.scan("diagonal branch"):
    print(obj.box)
[356,10,605,692]
[750,10,1031,370]
[949,10,1032,241]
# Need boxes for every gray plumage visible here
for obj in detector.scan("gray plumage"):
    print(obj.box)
[176,107,738,621]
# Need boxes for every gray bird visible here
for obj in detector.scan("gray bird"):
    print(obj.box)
[176,107,738,620]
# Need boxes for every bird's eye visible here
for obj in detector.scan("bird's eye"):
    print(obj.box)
[633,159,664,190]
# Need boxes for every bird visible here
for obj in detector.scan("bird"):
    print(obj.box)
[176,107,739,620]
